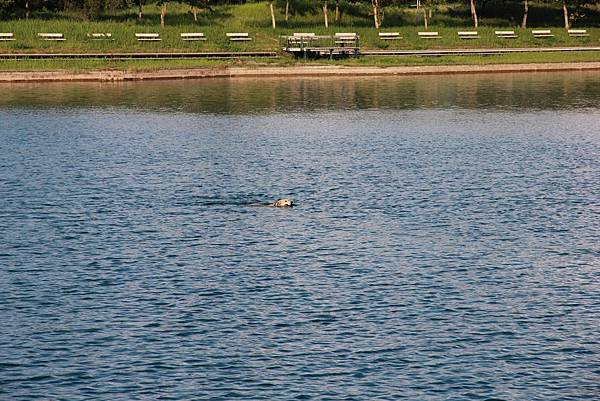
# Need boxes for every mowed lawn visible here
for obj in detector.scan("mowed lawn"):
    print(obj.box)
[1,51,600,72]
[0,2,599,53]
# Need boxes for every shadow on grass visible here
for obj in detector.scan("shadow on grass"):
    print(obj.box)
[5,9,232,26]
[93,10,234,26]
[478,1,600,27]
[6,3,600,30]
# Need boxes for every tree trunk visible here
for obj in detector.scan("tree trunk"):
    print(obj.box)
[270,2,276,28]
[192,7,198,22]
[323,1,328,28]
[521,0,528,29]
[335,0,339,22]
[372,0,381,29]
[423,8,428,30]
[562,0,569,30]
[138,2,143,20]
[285,1,289,22]
[25,1,29,19]
[469,0,478,28]
[160,3,167,28]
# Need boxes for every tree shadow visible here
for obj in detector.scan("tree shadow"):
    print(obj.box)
[20,11,65,20]
[94,9,233,26]
[476,1,600,27]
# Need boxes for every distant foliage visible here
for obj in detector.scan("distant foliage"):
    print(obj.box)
[0,0,14,15]
[275,0,319,17]
[0,0,599,27]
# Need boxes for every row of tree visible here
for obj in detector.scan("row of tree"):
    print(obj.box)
[0,1,204,26]
[0,0,596,30]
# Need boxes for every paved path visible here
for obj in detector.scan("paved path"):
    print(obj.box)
[2,62,600,83]
[0,51,278,60]
[362,46,600,56]
[0,46,599,60]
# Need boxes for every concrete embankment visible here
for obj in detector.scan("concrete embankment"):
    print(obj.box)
[1,62,600,82]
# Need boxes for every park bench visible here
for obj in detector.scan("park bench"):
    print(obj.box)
[495,30,518,39]
[532,29,554,38]
[293,32,316,40]
[458,31,479,39]
[38,33,65,41]
[135,33,161,42]
[293,33,316,40]
[379,32,402,40]
[88,33,113,40]
[418,31,441,39]
[181,33,207,41]
[227,32,252,41]
[288,33,316,46]
[334,32,358,46]
[0,33,15,41]
[568,29,589,37]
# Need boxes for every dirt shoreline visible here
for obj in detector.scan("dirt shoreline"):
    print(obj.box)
[1,62,600,82]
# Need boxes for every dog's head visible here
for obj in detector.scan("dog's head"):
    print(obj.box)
[273,198,294,207]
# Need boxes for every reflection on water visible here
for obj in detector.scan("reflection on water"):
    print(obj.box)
[2,71,600,113]
[0,72,599,401]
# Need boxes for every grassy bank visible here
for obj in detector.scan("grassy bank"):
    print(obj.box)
[0,2,599,54]
[1,1,599,73]
[1,51,600,72]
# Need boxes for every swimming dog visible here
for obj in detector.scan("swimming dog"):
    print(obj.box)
[272,198,294,207]
[249,198,294,208]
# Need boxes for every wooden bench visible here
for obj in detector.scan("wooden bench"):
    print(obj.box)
[181,33,206,41]
[495,30,518,39]
[288,33,316,46]
[38,33,65,41]
[418,31,441,39]
[135,33,161,42]
[88,33,113,40]
[0,33,15,41]
[532,29,554,38]
[458,31,479,39]
[334,32,358,45]
[227,32,252,42]
[379,32,402,40]
[568,29,589,37]
[292,33,316,40]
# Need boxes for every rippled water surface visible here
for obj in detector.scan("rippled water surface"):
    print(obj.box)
[1,72,599,400]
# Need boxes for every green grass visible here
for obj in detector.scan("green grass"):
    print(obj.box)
[0,1,599,54]
[0,1,599,73]
[0,58,237,72]
[340,51,600,66]
[1,51,599,72]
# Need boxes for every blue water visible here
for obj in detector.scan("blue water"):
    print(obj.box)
[1,73,599,400]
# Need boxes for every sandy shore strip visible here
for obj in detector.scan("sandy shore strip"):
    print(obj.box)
[1,62,600,82]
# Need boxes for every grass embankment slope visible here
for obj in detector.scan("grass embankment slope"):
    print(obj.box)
[2,52,600,73]
[0,2,599,71]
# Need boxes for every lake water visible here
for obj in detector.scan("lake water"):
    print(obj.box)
[1,72,599,400]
